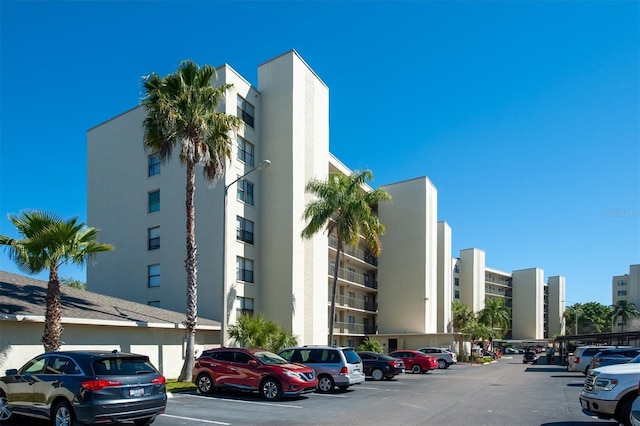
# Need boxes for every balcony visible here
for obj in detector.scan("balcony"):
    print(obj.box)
[328,263,378,290]
[330,294,377,312]
[328,235,378,266]
[331,321,377,335]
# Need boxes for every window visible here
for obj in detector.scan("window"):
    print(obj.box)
[148,226,160,250]
[454,264,460,273]
[148,264,160,287]
[454,277,460,286]
[148,154,160,177]
[618,290,627,296]
[618,280,628,286]
[236,216,254,244]
[237,179,254,205]
[454,290,460,299]
[348,315,355,323]
[237,95,255,127]
[237,296,254,317]
[148,190,160,213]
[236,257,254,283]
[347,340,355,347]
[237,137,254,166]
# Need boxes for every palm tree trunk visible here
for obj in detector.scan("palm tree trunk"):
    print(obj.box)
[179,161,198,382]
[43,267,62,352]
[329,240,342,345]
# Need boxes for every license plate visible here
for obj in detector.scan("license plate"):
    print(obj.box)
[580,399,589,410]
[129,387,144,397]
[354,369,360,374]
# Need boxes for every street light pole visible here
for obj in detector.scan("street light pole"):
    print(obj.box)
[220,159,271,347]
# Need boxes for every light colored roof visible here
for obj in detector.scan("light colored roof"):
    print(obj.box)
[0,270,219,330]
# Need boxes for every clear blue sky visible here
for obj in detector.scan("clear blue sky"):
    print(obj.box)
[1,1,638,306]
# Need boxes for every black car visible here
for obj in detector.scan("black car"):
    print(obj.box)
[523,350,538,364]
[588,347,640,373]
[356,351,405,381]
[0,350,166,426]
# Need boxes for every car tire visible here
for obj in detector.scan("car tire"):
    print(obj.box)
[53,400,75,426]
[196,373,214,394]
[317,374,334,393]
[411,364,422,374]
[260,378,282,401]
[371,368,384,381]
[0,391,12,421]
[383,375,394,380]
[437,360,447,369]
[134,417,156,426]
[615,395,635,426]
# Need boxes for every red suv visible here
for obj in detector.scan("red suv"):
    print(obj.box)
[192,348,318,401]
[389,350,438,374]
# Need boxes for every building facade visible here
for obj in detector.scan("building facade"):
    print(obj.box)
[612,264,640,308]
[87,50,564,348]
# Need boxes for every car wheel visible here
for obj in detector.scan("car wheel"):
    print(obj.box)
[411,364,422,374]
[437,360,447,369]
[338,386,348,391]
[260,378,282,401]
[134,417,156,426]
[53,400,74,426]
[371,368,384,381]
[197,373,214,394]
[615,395,634,425]
[0,391,12,421]
[317,374,334,393]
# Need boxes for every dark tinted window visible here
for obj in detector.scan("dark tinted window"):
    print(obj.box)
[359,353,375,360]
[343,349,361,364]
[212,351,235,362]
[48,356,81,375]
[235,352,254,364]
[93,357,156,375]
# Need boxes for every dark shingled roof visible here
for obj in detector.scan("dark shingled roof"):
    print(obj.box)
[0,270,219,329]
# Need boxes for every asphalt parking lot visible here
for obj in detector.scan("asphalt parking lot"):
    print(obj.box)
[2,356,622,426]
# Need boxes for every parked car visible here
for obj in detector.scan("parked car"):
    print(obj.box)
[357,351,405,380]
[0,350,166,426]
[630,378,640,426]
[389,350,438,374]
[502,347,521,355]
[192,348,317,401]
[569,346,622,375]
[523,350,538,364]
[588,348,640,374]
[278,346,365,393]
[417,347,457,369]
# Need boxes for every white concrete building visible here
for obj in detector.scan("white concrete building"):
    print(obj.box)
[612,264,640,307]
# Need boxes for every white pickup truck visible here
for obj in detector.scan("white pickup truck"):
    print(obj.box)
[579,362,640,425]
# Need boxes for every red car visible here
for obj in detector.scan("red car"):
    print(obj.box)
[389,350,438,374]
[192,348,318,401]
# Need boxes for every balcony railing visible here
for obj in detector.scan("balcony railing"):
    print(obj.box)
[328,235,378,266]
[328,263,378,289]
[331,321,377,335]
[330,295,377,312]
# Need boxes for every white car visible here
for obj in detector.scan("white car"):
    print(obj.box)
[417,347,457,369]
[569,345,621,375]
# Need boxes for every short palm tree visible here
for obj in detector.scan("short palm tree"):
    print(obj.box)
[301,170,391,345]
[141,59,241,381]
[611,300,640,332]
[0,211,112,352]
[479,297,511,338]
[228,314,298,353]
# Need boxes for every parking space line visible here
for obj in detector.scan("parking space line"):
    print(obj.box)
[357,386,380,390]
[181,393,302,408]
[161,413,230,425]
[312,393,349,398]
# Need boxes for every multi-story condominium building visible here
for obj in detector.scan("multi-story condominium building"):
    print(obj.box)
[612,264,640,309]
[87,50,563,350]
[453,248,566,340]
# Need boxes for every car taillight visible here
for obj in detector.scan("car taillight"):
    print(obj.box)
[389,361,397,367]
[152,376,166,385]
[339,366,348,375]
[81,379,122,391]
[573,357,579,364]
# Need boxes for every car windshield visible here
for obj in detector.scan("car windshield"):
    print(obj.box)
[93,357,157,375]
[255,351,288,365]
[629,355,640,363]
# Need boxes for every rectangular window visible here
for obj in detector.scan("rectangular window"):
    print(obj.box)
[618,280,628,286]
[148,226,160,250]
[618,290,628,296]
[148,190,160,213]
[148,264,160,287]
[237,179,254,205]
[454,290,460,299]
[454,264,460,273]
[347,339,355,347]
[236,296,254,317]
[148,154,160,177]
[454,277,460,286]
[237,137,255,166]
[236,216,254,244]
[236,257,254,283]
[237,96,255,127]
[348,315,355,323]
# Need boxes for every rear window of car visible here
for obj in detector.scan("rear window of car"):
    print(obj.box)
[343,349,361,364]
[92,357,157,376]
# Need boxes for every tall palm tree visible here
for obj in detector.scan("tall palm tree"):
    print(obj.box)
[479,297,511,337]
[451,300,474,332]
[141,60,241,381]
[0,210,112,352]
[301,170,391,345]
[611,300,640,332]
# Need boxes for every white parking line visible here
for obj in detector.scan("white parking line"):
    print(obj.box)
[357,386,381,390]
[161,413,230,425]
[312,392,349,398]
[181,393,302,408]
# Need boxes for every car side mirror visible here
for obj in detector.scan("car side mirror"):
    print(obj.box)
[247,360,258,366]
[5,369,18,376]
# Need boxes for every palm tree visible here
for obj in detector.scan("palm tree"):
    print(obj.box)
[451,300,474,332]
[479,297,511,338]
[611,300,640,332]
[301,170,391,345]
[0,210,112,352]
[228,314,298,353]
[141,59,242,381]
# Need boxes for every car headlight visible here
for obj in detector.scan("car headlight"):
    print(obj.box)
[595,378,618,391]
[284,369,301,379]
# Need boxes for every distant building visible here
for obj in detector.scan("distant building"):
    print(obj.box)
[612,264,640,309]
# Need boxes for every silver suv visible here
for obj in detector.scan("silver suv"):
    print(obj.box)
[418,347,457,369]
[569,346,620,375]
[278,346,365,393]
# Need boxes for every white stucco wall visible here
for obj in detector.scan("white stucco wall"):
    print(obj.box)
[512,268,544,339]
[459,248,486,313]
[437,221,452,333]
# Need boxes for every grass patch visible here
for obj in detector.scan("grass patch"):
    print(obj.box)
[166,379,196,393]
